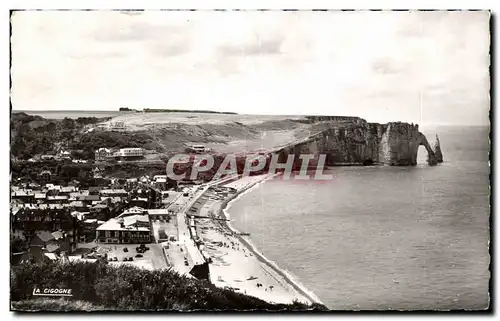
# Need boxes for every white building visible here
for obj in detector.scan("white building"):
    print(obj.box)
[189,145,209,153]
[109,121,126,132]
[96,214,150,244]
[118,148,144,158]
[95,148,111,162]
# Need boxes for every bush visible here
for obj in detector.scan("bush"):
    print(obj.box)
[11,298,109,311]
[11,260,326,311]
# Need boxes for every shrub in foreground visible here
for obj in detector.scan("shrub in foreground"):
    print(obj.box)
[11,260,327,311]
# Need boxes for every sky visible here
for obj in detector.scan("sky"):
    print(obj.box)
[11,10,490,125]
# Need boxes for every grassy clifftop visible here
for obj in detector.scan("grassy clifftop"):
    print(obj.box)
[11,260,328,312]
[11,112,310,160]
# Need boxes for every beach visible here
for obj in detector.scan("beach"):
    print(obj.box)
[186,174,321,305]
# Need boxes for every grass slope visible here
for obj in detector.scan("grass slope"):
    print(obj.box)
[11,260,328,312]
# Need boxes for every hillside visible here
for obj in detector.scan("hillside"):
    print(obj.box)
[10,112,314,160]
[10,112,112,160]
[11,260,327,311]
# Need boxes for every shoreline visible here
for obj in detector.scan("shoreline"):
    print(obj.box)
[217,174,323,306]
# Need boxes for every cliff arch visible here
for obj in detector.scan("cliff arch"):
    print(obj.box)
[416,133,438,166]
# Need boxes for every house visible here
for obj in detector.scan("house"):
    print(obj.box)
[90,204,108,216]
[30,231,60,253]
[189,145,208,153]
[45,184,62,193]
[99,189,128,197]
[68,180,81,187]
[109,121,126,132]
[72,211,92,221]
[34,193,46,203]
[133,187,160,207]
[147,209,171,221]
[60,186,78,195]
[79,195,101,205]
[44,252,59,261]
[69,191,89,201]
[11,190,35,203]
[88,186,103,195]
[30,230,73,254]
[95,148,111,162]
[96,124,108,131]
[41,155,55,161]
[125,178,138,189]
[59,151,71,160]
[117,206,145,218]
[101,196,123,204]
[118,206,147,218]
[153,175,168,190]
[46,195,69,204]
[96,215,151,244]
[69,200,88,212]
[153,175,168,182]
[119,148,143,158]
[11,208,77,242]
[106,148,144,161]
[51,230,72,252]
[123,215,150,228]
[78,218,105,242]
[129,197,148,208]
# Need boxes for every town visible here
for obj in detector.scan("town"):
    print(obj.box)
[12,143,231,278]
[10,131,319,306]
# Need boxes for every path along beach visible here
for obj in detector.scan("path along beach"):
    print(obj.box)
[192,174,322,305]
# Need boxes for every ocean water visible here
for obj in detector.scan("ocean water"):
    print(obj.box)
[229,126,490,310]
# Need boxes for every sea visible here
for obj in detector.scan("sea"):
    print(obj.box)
[229,125,490,310]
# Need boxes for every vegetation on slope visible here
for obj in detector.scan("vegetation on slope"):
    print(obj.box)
[10,112,112,160]
[12,298,108,312]
[11,260,327,311]
[10,112,259,160]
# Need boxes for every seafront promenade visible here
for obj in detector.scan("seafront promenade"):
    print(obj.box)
[173,174,321,305]
[174,176,238,268]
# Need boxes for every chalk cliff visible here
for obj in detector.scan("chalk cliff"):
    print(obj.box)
[434,134,444,163]
[279,118,442,166]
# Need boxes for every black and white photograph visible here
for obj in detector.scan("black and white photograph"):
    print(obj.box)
[9,9,490,312]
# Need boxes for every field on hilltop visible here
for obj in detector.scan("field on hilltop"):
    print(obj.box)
[101,112,313,154]
[10,111,317,161]
[10,111,369,162]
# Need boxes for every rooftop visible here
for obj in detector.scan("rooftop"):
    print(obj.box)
[97,217,150,232]
[123,214,149,227]
[147,209,170,215]
[47,196,68,200]
[96,218,121,231]
[35,231,55,243]
[51,231,65,240]
[100,189,128,195]
[119,206,147,217]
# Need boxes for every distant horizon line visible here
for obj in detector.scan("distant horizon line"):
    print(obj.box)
[12,109,488,127]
